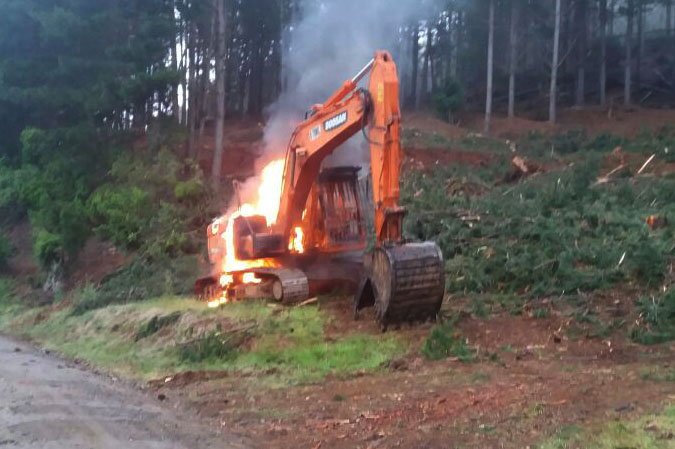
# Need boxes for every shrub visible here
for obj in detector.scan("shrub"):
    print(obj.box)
[551,129,587,154]
[135,312,182,341]
[33,228,63,267]
[404,159,674,299]
[174,179,206,202]
[0,277,14,304]
[631,289,675,345]
[434,78,464,123]
[422,321,475,362]
[0,233,11,268]
[179,331,243,363]
[585,132,624,152]
[70,255,200,315]
[0,160,23,225]
[71,284,101,315]
[87,186,150,249]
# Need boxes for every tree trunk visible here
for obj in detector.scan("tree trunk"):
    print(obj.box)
[508,0,519,118]
[625,0,634,106]
[609,0,616,35]
[419,25,432,108]
[170,18,179,123]
[550,0,562,124]
[575,0,588,107]
[636,0,643,92]
[212,0,227,187]
[599,0,608,106]
[450,11,460,79]
[409,23,420,109]
[187,24,198,158]
[484,0,495,135]
[181,21,188,126]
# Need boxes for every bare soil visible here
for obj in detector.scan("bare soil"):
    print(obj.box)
[151,297,675,449]
[462,106,675,139]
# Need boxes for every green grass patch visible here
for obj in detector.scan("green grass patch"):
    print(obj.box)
[0,296,406,384]
[631,289,675,345]
[135,311,182,341]
[538,404,675,449]
[642,367,675,383]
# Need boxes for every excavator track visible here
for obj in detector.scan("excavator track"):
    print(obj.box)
[369,242,445,329]
[249,267,309,305]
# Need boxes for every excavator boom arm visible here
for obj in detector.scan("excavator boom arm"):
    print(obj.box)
[274,51,404,246]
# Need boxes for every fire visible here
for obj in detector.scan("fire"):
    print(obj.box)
[290,226,304,253]
[217,159,285,289]
[242,272,261,284]
[207,157,307,309]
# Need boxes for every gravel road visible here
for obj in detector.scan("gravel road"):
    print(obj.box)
[0,336,249,449]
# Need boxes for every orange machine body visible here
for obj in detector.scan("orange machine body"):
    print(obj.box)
[268,51,404,255]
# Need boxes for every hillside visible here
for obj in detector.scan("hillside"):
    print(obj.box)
[1,108,674,449]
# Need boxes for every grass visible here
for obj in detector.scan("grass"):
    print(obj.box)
[0,296,406,384]
[538,404,675,449]
[641,367,675,383]
[0,277,23,328]
[631,289,675,345]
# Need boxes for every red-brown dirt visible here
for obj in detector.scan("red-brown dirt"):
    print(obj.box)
[150,297,675,449]
[462,106,675,139]
[67,237,127,289]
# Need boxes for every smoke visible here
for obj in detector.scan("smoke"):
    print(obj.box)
[232,0,425,215]
[262,0,425,167]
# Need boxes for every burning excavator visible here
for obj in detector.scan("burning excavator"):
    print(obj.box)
[195,51,445,329]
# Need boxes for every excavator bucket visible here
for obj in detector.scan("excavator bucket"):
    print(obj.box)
[355,242,445,329]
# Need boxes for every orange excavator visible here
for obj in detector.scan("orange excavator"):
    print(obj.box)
[198,51,445,329]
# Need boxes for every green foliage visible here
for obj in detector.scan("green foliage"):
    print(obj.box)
[538,405,675,449]
[631,289,675,345]
[422,321,475,362]
[404,159,675,299]
[87,186,150,249]
[71,256,200,315]
[33,229,63,267]
[641,367,675,382]
[88,150,210,258]
[433,78,464,122]
[0,0,182,270]
[174,179,207,202]
[0,233,11,268]
[0,277,14,304]
[71,284,100,314]
[585,132,624,152]
[135,312,182,341]
[551,129,587,154]
[179,331,245,363]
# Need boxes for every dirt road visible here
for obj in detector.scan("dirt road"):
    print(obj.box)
[0,336,249,449]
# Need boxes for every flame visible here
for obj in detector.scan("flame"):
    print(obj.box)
[216,159,286,290]
[242,272,261,284]
[290,226,305,253]
[208,158,307,308]
[256,159,286,225]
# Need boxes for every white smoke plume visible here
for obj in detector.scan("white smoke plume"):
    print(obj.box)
[265,0,425,163]
[234,0,426,212]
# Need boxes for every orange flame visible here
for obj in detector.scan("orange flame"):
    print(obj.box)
[209,157,307,307]
[242,272,261,284]
[290,226,305,253]
[215,159,286,291]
